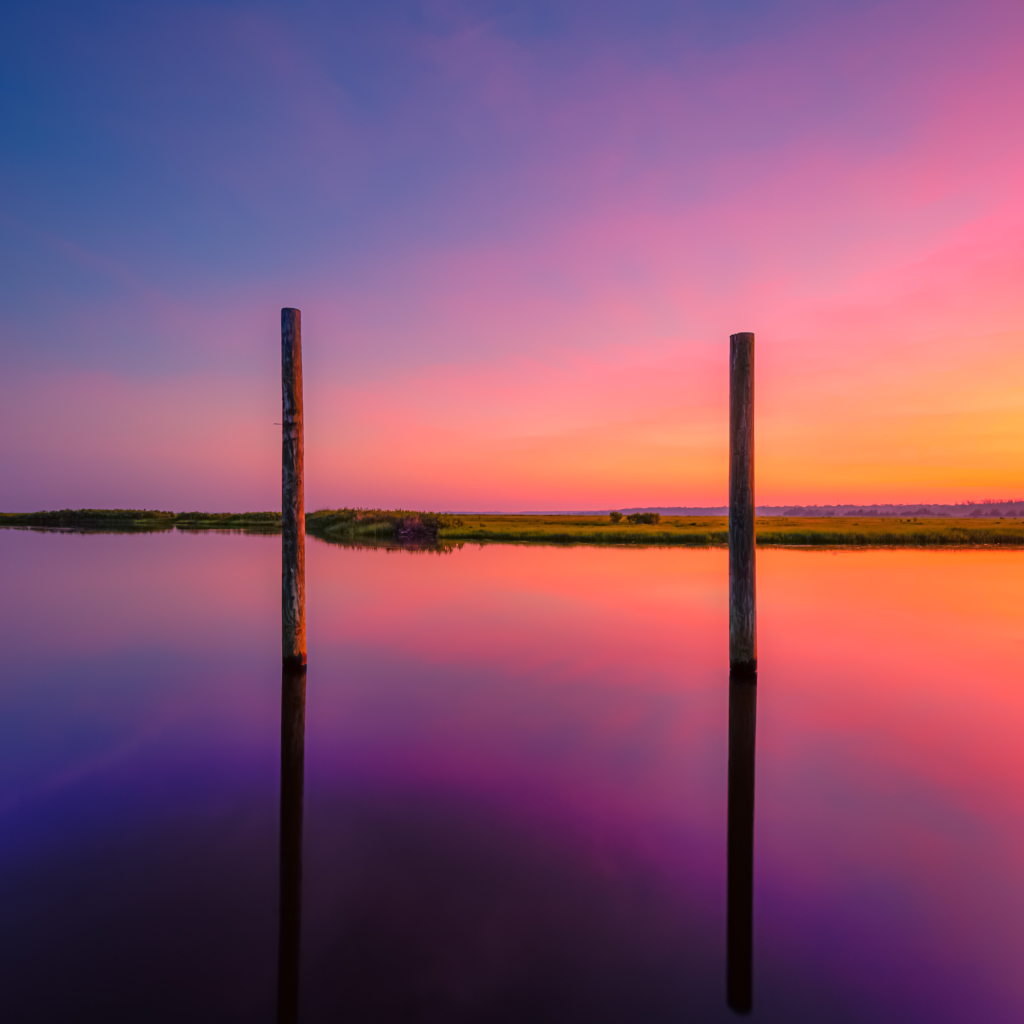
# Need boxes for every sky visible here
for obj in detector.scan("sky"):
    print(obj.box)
[1,0,1022,512]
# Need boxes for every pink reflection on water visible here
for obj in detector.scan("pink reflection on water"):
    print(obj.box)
[755,548,1024,1016]
[306,542,730,880]
[304,541,1024,1019]
[1,530,1022,1019]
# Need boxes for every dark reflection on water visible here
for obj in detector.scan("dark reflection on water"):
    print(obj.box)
[278,664,306,1024]
[299,789,726,1023]
[727,674,756,1014]
[288,681,752,1023]
[310,535,462,555]
[284,688,727,1023]
[0,745,279,1021]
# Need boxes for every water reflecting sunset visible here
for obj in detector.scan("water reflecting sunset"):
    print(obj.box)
[1,530,1021,1022]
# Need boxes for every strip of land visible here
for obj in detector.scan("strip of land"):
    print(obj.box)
[434,514,1024,546]
[0,509,281,531]
[4,509,1024,546]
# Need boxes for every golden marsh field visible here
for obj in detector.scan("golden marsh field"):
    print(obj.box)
[4,509,1023,546]
[435,514,1024,546]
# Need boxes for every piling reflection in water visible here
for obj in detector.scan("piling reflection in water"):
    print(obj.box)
[727,673,756,1014]
[278,662,307,1024]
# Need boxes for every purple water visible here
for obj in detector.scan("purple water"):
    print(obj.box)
[1,528,1021,1022]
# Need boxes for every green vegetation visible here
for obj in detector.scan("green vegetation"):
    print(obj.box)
[752,517,1024,546]
[306,508,461,543]
[439,514,719,545]
[627,511,661,524]
[1,508,177,526]
[3,509,1023,547]
[437,514,1024,546]
[173,511,280,530]
[0,509,280,531]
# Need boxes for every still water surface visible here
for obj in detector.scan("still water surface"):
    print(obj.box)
[0,529,1022,1022]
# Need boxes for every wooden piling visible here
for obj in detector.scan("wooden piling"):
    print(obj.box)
[281,308,306,666]
[277,662,306,1024]
[729,332,756,674]
[727,673,757,1014]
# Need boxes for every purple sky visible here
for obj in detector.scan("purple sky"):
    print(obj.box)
[2,0,1022,510]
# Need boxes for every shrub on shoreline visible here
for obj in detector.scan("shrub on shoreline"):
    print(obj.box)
[627,512,661,524]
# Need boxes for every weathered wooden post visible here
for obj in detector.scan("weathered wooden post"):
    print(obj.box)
[278,306,307,1023]
[729,331,756,674]
[727,674,757,1014]
[281,308,306,667]
[277,662,306,1024]
[727,330,757,1012]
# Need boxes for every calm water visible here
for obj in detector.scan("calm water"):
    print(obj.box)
[1,529,1022,1023]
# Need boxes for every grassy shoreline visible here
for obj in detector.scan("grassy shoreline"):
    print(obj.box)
[4,509,1024,547]
[436,514,1024,546]
[0,509,282,530]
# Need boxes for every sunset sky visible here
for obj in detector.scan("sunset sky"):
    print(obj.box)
[2,0,1022,511]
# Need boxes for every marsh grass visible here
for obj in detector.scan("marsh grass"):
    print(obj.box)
[439,514,725,545]
[4,510,1022,547]
[438,515,1024,547]
[306,508,465,543]
[0,509,280,531]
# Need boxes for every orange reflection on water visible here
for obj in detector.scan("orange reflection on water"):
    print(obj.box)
[2,530,1022,1021]
[306,542,1024,1018]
